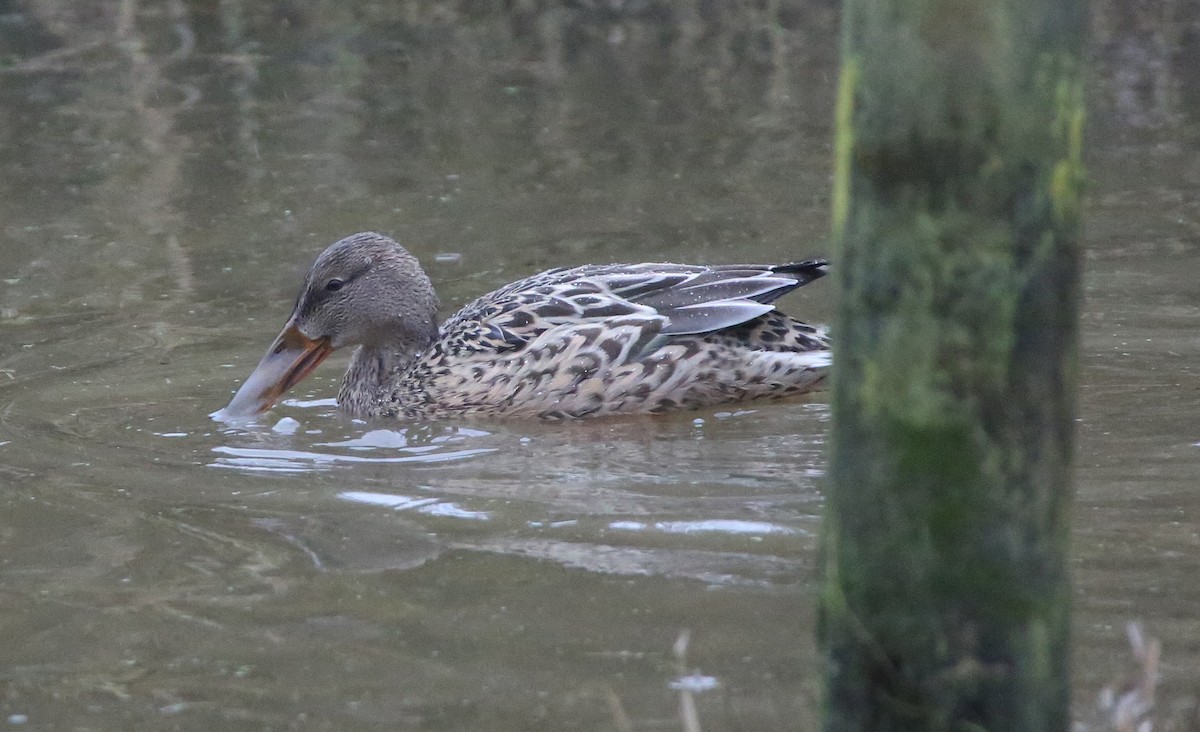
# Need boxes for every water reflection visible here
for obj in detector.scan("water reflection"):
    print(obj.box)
[339,490,491,521]
[608,519,803,536]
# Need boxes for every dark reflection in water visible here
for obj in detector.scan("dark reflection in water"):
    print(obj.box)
[0,1,1197,730]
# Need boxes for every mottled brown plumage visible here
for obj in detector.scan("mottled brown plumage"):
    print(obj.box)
[218,232,830,421]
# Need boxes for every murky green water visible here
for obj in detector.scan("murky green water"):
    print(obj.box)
[0,2,1197,730]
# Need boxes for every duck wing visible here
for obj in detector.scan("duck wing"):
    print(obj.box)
[437,260,828,355]
[599,260,829,334]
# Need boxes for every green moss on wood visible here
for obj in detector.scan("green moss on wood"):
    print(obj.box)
[831,55,858,242]
[820,1,1084,730]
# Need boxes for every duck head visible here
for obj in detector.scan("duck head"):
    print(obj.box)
[216,232,439,418]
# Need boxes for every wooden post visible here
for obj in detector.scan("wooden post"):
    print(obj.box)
[820,1,1086,730]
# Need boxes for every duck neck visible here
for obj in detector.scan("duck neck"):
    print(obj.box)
[337,339,429,417]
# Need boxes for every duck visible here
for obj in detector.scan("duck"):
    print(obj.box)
[217,231,830,421]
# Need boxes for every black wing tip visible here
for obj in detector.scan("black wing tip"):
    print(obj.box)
[772,259,830,283]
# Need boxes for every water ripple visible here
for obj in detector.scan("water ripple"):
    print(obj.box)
[210,444,496,472]
[209,425,498,473]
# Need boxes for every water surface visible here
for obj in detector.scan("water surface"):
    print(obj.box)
[0,2,1197,730]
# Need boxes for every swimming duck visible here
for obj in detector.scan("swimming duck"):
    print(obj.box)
[218,231,830,420]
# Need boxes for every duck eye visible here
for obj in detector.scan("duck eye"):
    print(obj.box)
[325,278,345,292]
